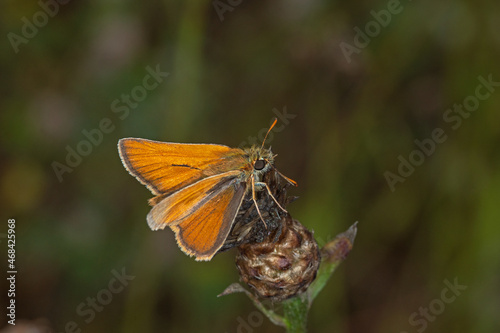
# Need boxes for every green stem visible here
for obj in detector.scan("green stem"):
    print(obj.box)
[282,296,309,333]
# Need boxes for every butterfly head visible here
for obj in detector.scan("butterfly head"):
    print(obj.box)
[244,146,275,177]
[241,118,296,187]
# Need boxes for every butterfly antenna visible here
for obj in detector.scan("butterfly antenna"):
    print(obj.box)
[270,163,298,186]
[260,118,278,150]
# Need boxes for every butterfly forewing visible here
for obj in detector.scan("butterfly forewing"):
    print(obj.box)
[118,138,247,196]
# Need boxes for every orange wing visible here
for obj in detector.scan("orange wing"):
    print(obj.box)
[147,171,247,260]
[118,138,247,196]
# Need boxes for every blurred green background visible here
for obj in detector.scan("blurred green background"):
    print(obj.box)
[1,0,499,332]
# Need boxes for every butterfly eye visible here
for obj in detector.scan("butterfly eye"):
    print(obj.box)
[254,159,266,170]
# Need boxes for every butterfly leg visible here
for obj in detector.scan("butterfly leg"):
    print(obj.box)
[255,181,288,214]
[251,175,268,228]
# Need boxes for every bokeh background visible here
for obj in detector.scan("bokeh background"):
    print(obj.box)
[1,1,500,332]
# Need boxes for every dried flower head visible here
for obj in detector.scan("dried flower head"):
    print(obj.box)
[236,214,320,301]
[227,169,320,301]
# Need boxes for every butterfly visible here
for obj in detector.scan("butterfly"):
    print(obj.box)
[117,119,296,261]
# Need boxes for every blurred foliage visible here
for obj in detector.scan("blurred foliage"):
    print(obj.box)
[1,0,500,332]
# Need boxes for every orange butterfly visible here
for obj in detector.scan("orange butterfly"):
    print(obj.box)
[118,119,296,261]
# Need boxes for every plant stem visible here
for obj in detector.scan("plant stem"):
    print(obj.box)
[282,296,309,333]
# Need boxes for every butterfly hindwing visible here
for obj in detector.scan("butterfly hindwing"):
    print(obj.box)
[146,171,247,260]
